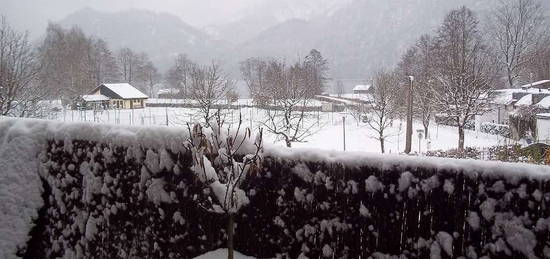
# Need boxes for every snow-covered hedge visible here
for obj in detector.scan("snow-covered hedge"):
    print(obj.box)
[425,147,481,160]
[480,122,511,138]
[1,118,550,258]
[426,144,549,165]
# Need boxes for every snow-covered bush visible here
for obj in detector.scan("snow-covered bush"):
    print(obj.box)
[425,147,481,159]
[1,118,549,259]
[186,114,263,259]
[236,155,550,258]
[480,122,511,138]
[426,144,549,165]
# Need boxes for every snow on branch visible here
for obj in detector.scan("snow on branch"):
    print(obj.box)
[186,113,263,214]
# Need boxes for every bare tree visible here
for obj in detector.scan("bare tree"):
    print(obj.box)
[239,57,270,105]
[37,23,68,99]
[117,47,140,84]
[336,80,344,97]
[90,39,120,85]
[363,70,402,153]
[526,33,550,80]
[138,60,160,97]
[166,54,195,98]
[188,62,233,125]
[64,26,96,97]
[488,0,546,87]
[261,60,318,147]
[38,23,106,102]
[413,35,437,138]
[432,7,497,151]
[39,25,94,100]
[398,35,437,138]
[0,17,44,117]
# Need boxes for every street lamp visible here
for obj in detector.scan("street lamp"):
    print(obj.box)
[404,76,414,154]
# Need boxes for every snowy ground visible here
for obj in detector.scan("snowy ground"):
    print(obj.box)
[50,105,508,154]
[193,249,255,259]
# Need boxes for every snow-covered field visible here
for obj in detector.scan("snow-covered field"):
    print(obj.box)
[50,105,508,154]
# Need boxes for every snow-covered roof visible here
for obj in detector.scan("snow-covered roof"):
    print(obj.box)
[157,88,180,95]
[491,88,550,105]
[515,94,533,107]
[519,80,550,89]
[353,85,371,91]
[102,83,148,99]
[489,91,515,105]
[82,94,110,102]
[536,96,550,109]
[331,93,373,102]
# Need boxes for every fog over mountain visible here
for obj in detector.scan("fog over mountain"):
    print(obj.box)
[2,0,549,79]
[58,8,225,72]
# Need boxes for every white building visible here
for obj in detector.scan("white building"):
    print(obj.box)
[87,83,149,109]
[537,114,550,144]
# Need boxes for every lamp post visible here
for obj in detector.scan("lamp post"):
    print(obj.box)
[404,76,414,154]
[343,116,346,151]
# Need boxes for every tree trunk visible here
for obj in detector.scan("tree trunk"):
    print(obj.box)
[227,213,234,259]
[424,124,429,140]
[285,139,292,148]
[507,67,514,88]
[380,136,385,154]
[458,126,465,152]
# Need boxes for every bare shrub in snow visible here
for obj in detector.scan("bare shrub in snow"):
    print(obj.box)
[187,62,233,126]
[186,113,263,259]
[260,60,318,147]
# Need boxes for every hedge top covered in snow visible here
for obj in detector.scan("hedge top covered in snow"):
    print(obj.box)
[0,117,189,153]
[1,117,549,181]
[263,145,550,181]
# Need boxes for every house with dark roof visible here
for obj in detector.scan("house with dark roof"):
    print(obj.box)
[88,83,149,109]
[352,85,372,94]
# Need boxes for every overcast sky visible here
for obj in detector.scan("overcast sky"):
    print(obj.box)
[0,0,348,37]
[0,0,267,39]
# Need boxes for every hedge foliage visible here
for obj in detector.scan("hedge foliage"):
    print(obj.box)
[25,139,550,258]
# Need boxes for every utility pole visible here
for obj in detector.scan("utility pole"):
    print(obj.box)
[404,76,414,154]
[343,116,346,151]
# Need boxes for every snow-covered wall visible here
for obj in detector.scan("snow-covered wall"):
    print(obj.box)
[0,118,549,258]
